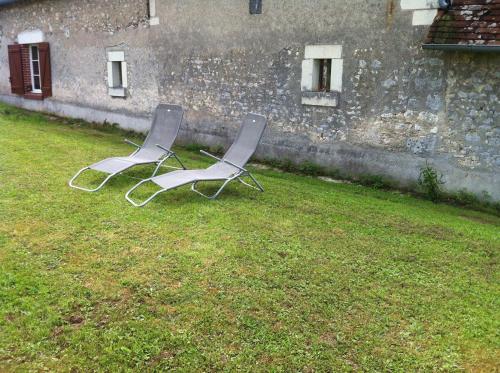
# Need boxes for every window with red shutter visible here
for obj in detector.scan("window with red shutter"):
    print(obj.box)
[7,42,52,100]
[7,44,24,95]
[38,42,52,98]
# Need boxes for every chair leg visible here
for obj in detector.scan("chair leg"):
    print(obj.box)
[152,154,186,177]
[69,167,116,192]
[172,153,186,170]
[191,178,233,200]
[237,172,264,192]
[125,179,167,207]
[152,157,169,177]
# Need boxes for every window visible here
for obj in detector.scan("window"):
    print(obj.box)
[301,45,343,107]
[148,0,160,25]
[29,45,41,93]
[250,0,263,14]
[107,51,128,97]
[400,0,439,26]
[111,61,123,88]
[7,41,52,100]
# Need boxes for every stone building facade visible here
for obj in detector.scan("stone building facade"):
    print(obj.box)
[0,0,498,199]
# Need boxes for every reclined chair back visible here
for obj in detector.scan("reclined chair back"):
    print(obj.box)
[223,113,267,168]
[135,104,184,159]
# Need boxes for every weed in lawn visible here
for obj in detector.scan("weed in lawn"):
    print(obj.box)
[418,162,445,202]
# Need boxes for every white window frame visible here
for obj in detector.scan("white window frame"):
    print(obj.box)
[301,45,343,107]
[29,44,42,94]
[107,51,127,97]
[149,0,159,25]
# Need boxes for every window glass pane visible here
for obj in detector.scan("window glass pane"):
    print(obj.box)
[112,61,123,87]
[32,61,39,75]
[33,76,41,90]
[31,46,38,60]
[318,59,332,92]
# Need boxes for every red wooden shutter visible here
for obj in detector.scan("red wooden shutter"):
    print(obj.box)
[38,42,52,98]
[7,44,24,95]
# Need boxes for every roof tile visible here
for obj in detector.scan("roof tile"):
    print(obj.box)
[425,0,500,46]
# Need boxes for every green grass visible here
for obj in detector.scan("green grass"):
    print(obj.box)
[0,103,499,372]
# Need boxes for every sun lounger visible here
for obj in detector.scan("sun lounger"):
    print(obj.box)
[69,104,185,192]
[125,113,267,207]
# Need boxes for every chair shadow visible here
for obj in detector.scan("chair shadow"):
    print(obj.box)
[69,163,263,207]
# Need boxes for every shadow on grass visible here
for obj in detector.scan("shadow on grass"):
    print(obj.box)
[69,163,250,208]
[126,179,248,207]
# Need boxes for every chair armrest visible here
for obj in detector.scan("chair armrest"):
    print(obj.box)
[124,139,141,148]
[199,150,247,173]
[156,144,173,155]
[200,149,222,162]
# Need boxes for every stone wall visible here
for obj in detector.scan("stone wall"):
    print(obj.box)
[0,0,498,199]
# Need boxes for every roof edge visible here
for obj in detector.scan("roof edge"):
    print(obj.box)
[423,44,500,53]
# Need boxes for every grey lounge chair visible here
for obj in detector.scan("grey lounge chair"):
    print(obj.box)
[69,104,185,192]
[125,113,267,207]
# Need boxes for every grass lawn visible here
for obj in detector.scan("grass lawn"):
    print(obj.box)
[0,103,499,372]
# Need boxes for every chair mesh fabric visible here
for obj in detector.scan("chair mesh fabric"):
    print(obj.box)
[150,114,267,191]
[91,158,136,174]
[88,104,183,173]
[152,163,239,189]
[223,113,267,167]
[134,104,184,160]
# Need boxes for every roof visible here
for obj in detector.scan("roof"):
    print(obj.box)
[424,0,500,51]
[0,0,18,5]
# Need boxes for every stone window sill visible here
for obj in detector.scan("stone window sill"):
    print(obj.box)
[301,91,339,107]
[109,87,126,98]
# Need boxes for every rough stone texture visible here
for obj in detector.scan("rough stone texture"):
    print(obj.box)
[0,0,498,199]
[442,55,500,169]
[1,0,149,35]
